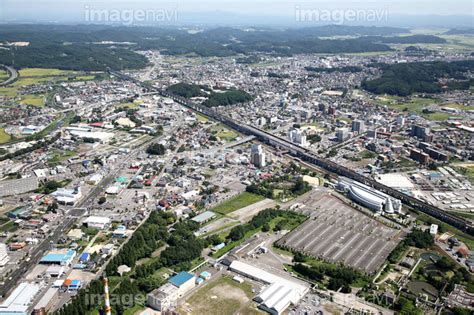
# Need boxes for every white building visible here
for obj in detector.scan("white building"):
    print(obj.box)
[337,177,402,214]
[83,216,111,230]
[430,224,438,235]
[288,129,308,147]
[229,261,308,315]
[0,243,8,267]
[51,187,82,205]
[250,144,266,168]
[147,272,196,312]
[396,115,405,128]
[0,282,41,315]
[87,173,103,185]
[256,117,267,127]
[336,128,350,142]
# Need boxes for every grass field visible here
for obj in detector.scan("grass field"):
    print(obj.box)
[210,124,239,141]
[211,192,265,215]
[0,128,12,144]
[197,113,209,122]
[20,94,45,107]
[180,275,261,315]
[48,150,77,165]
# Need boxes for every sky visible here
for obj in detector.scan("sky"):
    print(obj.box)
[0,0,472,25]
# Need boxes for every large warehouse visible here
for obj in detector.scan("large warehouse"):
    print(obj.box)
[0,282,41,315]
[337,177,402,214]
[229,260,308,315]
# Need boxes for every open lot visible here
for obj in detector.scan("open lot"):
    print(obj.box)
[278,193,402,274]
[179,275,262,315]
[211,192,265,215]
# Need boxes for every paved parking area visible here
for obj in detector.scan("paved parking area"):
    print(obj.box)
[278,193,402,274]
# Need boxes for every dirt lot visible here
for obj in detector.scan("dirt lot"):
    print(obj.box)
[179,275,263,315]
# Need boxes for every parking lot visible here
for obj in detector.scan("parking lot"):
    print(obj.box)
[278,192,402,274]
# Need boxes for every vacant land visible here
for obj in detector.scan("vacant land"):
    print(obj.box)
[211,192,265,215]
[180,275,261,315]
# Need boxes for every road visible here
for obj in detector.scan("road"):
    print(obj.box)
[0,65,18,86]
[0,217,74,297]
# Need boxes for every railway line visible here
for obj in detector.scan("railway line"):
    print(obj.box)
[108,69,474,235]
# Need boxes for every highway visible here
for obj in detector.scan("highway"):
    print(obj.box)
[109,69,474,235]
[0,65,18,86]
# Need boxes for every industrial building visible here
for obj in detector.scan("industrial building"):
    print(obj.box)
[228,260,308,315]
[337,177,402,214]
[147,271,196,312]
[254,283,300,315]
[0,282,41,315]
[50,187,82,205]
[191,211,216,224]
[83,216,111,230]
[40,250,76,266]
[250,144,266,168]
[32,287,59,315]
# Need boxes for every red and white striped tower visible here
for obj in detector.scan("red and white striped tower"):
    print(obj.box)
[102,273,112,315]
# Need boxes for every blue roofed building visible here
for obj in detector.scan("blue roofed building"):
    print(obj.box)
[40,250,76,266]
[147,271,196,312]
[79,252,90,262]
[169,271,195,288]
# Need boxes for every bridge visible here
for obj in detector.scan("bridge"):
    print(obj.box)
[108,69,474,235]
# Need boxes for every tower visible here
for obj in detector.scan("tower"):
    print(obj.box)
[102,273,112,315]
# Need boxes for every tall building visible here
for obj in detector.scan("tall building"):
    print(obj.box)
[256,117,267,127]
[250,144,266,168]
[336,128,350,142]
[411,125,430,140]
[367,129,378,140]
[410,149,430,164]
[0,243,8,267]
[288,129,308,147]
[351,120,364,133]
[396,115,405,127]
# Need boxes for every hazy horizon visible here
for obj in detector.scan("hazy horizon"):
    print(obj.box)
[1,0,473,27]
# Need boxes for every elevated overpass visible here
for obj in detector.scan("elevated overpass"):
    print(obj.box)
[108,69,474,235]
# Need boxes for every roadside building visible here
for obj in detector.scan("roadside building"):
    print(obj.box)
[0,282,41,315]
[83,216,111,230]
